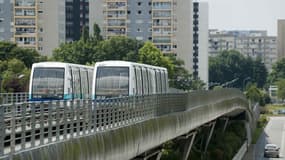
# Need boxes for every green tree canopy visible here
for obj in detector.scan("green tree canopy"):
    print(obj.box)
[0,59,30,92]
[268,58,285,83]
[276,79,285,100]
[209,50,267,89]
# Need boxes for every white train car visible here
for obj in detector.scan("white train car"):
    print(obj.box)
[29,62,93,101]
[92,61,168,99]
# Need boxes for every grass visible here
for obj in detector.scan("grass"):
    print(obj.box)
[252,104,285,144]
[252,114,268,144]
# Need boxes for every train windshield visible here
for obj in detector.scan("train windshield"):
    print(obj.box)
[95,67,129,98]
[32,67,64,100]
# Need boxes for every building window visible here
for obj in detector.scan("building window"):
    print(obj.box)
[127,10,131,14]
[137,28,141,32]
[149,10,152,14]
[138,2,141,6]
[137,10,141,14]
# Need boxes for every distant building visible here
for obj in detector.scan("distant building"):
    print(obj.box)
[277,19,285,59]
[0,0,13,41]
[11,0,89,56]
[89,0,194,73]
[193,2,209,87]
[38,0,89,56]
[208,30,277,71]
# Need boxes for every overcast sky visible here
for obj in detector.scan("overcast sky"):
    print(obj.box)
[199,0,285,36]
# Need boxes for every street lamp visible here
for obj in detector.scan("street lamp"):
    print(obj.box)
[243,77,251,91]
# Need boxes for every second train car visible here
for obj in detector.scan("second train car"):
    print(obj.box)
[92,61,168,99]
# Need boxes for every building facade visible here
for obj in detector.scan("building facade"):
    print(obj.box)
[89,0,193,72]
[0,0,13,41]
[10,0,89,56]
[209,30,278,71]
[13,0,39,50]
[193,2,208,87]
[277,19,285,59]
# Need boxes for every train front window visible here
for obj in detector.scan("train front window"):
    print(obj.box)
[95,67,129,98]
[32,68,64,99]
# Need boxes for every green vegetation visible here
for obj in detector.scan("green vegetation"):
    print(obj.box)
[209,50,267,89]
[161,120,246,160]
[252,115,268,144]
[0,42,46,92]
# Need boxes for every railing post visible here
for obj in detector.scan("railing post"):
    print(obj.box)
[47,101,52,143]
[39,102,44,145]
[56,101,60,141]
[0,105,5,156]
[21,103,26,150]
[30,102,36,147]
[10,103,16,154]
[63,101,67,140]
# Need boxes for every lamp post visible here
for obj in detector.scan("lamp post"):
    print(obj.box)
[243,77,251,91]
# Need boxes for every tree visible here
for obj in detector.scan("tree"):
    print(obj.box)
[1,59,30,92]
[209,50,267,89]
[94,36,143,62]
[0,41,45,68]
[138,42,174,75]
[245,84,262,103]
[92,23,103,42]
[276,79,285,101]
[268,58,285,83]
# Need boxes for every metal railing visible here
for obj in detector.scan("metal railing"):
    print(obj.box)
[0,93,28,105]
[0,94,187,157]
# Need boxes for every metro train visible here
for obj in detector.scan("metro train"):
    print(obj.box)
[92,61,168,99]
[29,62,94,101]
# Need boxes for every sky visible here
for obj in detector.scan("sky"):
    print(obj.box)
[199,0,285,36]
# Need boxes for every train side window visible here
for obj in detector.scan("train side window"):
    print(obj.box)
[165,72,168,92]
[151,69,156,94]
[80,69,89,99]
[72,67,81,99]
[148,69,153,94]
[157,71,162,93]
[133,68,137,95]
[88,69,93,98]
[69,67,74,98]
[136,67,142,95]
[161,71,166,93]
[142,67,148,95]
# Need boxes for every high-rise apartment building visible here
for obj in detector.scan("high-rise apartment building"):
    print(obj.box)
[38,0,89,56]
[10,0,89,56]
[89,0,193,72]
[193,2,208,87]
[0,0,13,41]
[13,0,38,49]
[209,30,277,71]
[277,19,285,59]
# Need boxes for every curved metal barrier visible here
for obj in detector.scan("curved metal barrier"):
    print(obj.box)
[0,89,250,160]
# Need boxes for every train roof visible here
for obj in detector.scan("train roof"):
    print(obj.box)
[95,60,167,71]
[32,62,93,69]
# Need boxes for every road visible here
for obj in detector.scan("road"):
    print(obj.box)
[255,117,285,160]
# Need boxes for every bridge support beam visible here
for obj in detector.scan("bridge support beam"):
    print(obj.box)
[132,147,162,160]
[203,121,216,156]
[182,131,197,160]
[221,117,229,132]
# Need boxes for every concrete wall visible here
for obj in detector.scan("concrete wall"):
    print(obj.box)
[278,19,285,59]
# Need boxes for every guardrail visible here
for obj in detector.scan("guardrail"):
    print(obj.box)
[0,94,186,157]
[0,93,28,105]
